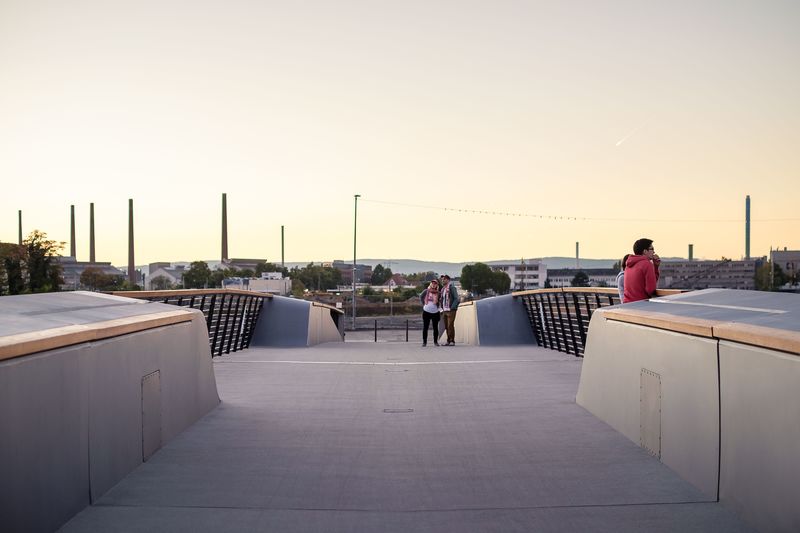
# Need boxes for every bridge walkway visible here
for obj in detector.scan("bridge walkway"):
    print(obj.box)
[61,343,751,532]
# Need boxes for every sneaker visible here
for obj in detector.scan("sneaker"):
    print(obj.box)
[434,341,439,346]
[422,342,427,347]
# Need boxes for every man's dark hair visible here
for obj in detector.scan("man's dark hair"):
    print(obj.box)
[633,238,653,255]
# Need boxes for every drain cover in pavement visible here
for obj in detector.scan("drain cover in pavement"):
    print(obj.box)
[383,408,414,413]
[385,368,409,373]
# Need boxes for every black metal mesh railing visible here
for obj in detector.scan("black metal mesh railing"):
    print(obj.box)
[514,288,684,357]
[515,288,620,357]
[112,289,270,357]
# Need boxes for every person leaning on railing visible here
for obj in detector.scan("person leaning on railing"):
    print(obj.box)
[623,239,660,303]
[616,253,631,302]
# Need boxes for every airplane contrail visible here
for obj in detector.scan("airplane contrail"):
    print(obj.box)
[615,122,647,147]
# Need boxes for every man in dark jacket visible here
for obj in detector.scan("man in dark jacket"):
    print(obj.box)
[439,274,460,345]
[623,238,661,303]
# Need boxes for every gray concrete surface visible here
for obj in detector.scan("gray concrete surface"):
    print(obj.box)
[623,288,800,331]
[61,343,751,532]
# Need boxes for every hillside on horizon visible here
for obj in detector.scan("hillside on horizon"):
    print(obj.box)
[135,256,696,277]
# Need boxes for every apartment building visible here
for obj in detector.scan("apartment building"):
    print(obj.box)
[490,260,546,290]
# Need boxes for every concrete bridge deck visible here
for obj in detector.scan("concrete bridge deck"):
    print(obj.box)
[61,343,750,532]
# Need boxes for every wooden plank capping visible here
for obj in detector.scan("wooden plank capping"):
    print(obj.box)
[511,288,683,297]
[600,308,717,338]
[311,301,345,314]
[713,323,800,356]
[600,308,800,356]
[0,309,195,362]
[109,289,274,299]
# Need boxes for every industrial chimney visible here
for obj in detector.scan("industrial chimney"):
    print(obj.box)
[745,195,751,260]
[18,210,22,244]
[89,203,96,263]
[688,244,694,262]
[128,199,135,284]
[575,242,580,269]
[221,193,228,263]
[70,205,76,258]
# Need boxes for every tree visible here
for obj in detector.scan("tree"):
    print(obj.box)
[150,275,174,290]
[0,242,25,295]
[491,270,512,294]
[255,261,288,278]
[81,267,112,291]
[571,271,590,287]
[183,261,212,288]
[291,278,306,297]
[290,263,342,291]
[754,261,786,291]
[406,271,437,283]
[461,262,509,296]
[24,231,64,293]
[238,268,255,278]
[371,264,393,285]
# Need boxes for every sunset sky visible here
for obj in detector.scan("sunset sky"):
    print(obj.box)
[1,1,798,267]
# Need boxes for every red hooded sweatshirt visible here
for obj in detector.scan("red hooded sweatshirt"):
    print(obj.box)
[623,255,660,303]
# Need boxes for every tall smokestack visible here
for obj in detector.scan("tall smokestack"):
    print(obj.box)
[128,199,135,284]
[221,193,228,263]
[70,205,76,258]
[89,203,96,263]
[688,244,694,261]
[576,241,580,269]
[745,195,751,260]
[18,210,22,244]
[281,225,285,268]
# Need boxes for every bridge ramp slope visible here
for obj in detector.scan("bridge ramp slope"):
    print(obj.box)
[250,295,343,347]
[61,343,749,532]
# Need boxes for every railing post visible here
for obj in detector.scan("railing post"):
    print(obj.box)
[562,292,579,356]
[545,293,563,352]
[222,294,236,354]
[212,294,226,357]
[573,292,587,353]
[225,295,242,354]
[207,294,218,355]
[374,319,377,342]
[406,320,409,342]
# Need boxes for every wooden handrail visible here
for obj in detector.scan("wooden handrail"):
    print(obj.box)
[600,308,717,338]
[599,307,800,356]
[109,289,274,299]
[311,301,345,314]
[512,287,683,298]
[712,323,800,356]
[0,309,196,362]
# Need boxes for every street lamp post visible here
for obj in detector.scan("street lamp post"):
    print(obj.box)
[353,194,360,329]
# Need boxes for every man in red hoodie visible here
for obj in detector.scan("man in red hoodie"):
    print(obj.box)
[623,238,661,303]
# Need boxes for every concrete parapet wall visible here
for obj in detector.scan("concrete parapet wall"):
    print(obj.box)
[576,317,720,497]
[718,341,800,532]
[250,296,343,347]
[576,290,800,533]
[453,294,536,346]
[0,310,219,533]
